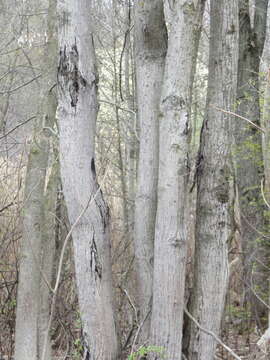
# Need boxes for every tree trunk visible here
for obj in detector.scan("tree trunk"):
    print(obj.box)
[236,0,269,322]
[262,69,270,326]
[38,160,59,360]
[14,0,57,358]
[57,1,119,359]
[133,0,167,341]
[124,0,136,233]
[14,117,50,360]
[149,1,205,359]
[263,70,270,208]
[187,1,238,359]
[38,3,58,355]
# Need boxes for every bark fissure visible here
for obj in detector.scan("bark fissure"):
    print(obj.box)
[90,235,102,280]
[58,43,87,108]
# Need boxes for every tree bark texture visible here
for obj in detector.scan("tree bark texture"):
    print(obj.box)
[14,0,57,358]
[187,0,238,359]
[14,116,50,360]
[133,0,167,341]
[38,160,59,360]
[149,1,205,359]
[57,1,118,359]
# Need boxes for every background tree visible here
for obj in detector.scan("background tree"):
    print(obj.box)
[186,0,239,358]
[14,0,57,358]
[236,0,269,322]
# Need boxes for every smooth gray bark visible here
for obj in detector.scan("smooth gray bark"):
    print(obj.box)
[14,0,57,358]
[14,121,50,360]
[149,1,205,359]
[187,0,238,359]
[133,0,167,341]
[57,1,118,359]
[38,159,59,360]
[39,4,58,357]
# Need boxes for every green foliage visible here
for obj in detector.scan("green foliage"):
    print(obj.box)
[72,338,84,360]
[227,304,251,321]
[128,345,165,360]
[75,310,82,329]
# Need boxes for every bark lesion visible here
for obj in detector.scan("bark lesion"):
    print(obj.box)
[58,43,87,108]
[90,235,102,280]
[168,233,185,248]
[94,196,110,232]
[91,158,96,179]
[162,95,186,110]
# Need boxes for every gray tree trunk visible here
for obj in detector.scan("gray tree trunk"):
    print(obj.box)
[149,1,205,359]
[263,71,270,203]
[187,1,238,359]
[57,1,119,359]
[236,0,269,321]
[14,0,57,358]
[124,1,136,233]
[133,0,167,341]
[38,159,59,360]
[262,69,270,326]
[38,3,58,354]
[14,114,50,360]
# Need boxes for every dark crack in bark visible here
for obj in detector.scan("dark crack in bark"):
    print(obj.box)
[90,235,102,280]
[58,43,87,108]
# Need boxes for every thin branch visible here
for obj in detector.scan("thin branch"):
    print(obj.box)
[0,202,14,214]
[122,287,138,324]
[0,74,42,95]
[261,178,270,210]
[240,274,270,311]
[184,307,242,360]
[0,116,36,140]
[211,105,265,133]
[130,310,150,357]
[100,98,135,114]
[240,209,270,239]
[119,23,134,102]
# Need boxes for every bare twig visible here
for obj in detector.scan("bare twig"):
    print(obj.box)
[240,209,270,239]
[184,307,242,360]
[0,74,42,95]
[211,105,265,133]
[0,116,36,140]
[130,310,150,357]
[261,178,270,210]
[123,288,138,324]
[0,202,14,214]
[100,98,135,114]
